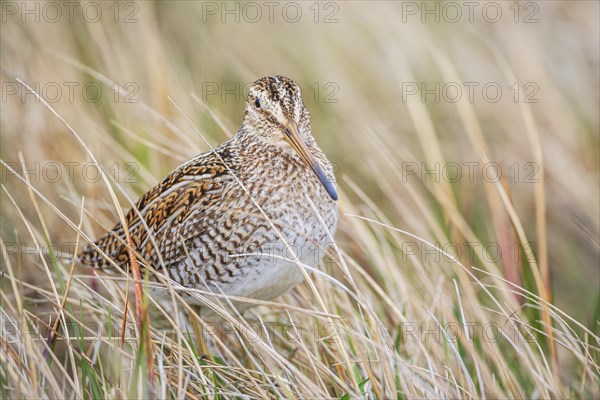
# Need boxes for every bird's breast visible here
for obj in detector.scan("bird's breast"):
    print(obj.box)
[237,157,338,251]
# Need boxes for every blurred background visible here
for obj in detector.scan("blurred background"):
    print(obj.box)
[1,1,599,397]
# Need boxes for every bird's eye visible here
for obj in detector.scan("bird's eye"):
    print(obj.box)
[254,97,261,108]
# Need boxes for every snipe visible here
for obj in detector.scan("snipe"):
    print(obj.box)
[79,75,339,315]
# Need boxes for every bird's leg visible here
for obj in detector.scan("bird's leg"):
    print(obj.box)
[188,309,213,361]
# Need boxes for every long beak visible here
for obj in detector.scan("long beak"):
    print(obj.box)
[284,122,338,201]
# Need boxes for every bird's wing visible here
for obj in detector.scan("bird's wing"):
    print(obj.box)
[78,148,234,271]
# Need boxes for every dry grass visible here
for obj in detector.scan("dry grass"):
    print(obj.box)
[1,1,599,398]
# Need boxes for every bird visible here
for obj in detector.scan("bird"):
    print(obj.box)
[79,75,339,316]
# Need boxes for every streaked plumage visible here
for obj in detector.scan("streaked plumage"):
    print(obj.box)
[79,76,338,314]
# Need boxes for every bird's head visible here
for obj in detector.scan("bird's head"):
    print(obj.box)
[242,75,337,201]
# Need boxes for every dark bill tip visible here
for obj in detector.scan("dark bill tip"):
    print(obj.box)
[313,163,338,201]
